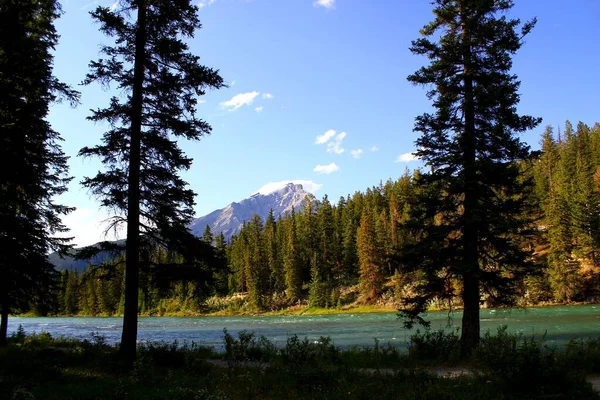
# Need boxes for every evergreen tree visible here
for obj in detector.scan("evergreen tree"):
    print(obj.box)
[309,254,328,307]
[265,209,284,292]
[298,195,319,281]
[59,270,69,314]
[333,196,346,279]
[284,210,302,303]
[317,195,336,282]
[79,0,224,361]
[63,270,79,315]
[213,232,229,294]
[533,126,559,210]
[202,225,214,245]
[398,0,541,356]
[341,201,359,280]
[230,226,249,292]
[357,208,383,303]
[246,214,268,309]
[548,122,580,300]
[572,122,600,264]
[0,0,78,345]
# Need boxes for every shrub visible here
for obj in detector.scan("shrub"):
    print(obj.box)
[280,335,339,367]
[563,337,600,374]
[138,341,187,368]
[473,326,593,397]
[222,329,276,362]
[9,325,26,345]
[408,328,460,363]
[279,335,341,389]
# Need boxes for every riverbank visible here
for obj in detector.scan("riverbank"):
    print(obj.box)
[17,300,593,319]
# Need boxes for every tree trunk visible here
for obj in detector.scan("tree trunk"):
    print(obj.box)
[459,6,480,358]
[120,0,146,364]
[0,299,8,347]
[461,273,480,357]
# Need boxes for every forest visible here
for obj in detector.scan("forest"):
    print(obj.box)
[48,120,600,317]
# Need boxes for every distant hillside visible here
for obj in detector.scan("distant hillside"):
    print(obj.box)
[49,243,124,272]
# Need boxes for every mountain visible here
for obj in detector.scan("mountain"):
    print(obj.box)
[49,249,119,272]
[49,240,126,272]
[189,183,314,239]
[50,183,314,271]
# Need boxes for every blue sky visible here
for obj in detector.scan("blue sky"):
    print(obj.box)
[49,0,600,246]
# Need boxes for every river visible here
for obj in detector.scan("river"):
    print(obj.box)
[8,305,600,350]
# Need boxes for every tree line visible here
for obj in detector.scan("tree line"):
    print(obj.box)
[48,120,600,320]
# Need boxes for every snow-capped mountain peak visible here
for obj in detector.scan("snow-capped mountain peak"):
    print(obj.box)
[189,183,314,239]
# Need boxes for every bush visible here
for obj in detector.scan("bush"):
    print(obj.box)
[138,341,187,368]
[222,329,276,362]
[280,335,339,367]
[408,328,460,363]
[473,326,593,397]
[563,337,600,373]
[9,325,26,345]
[279,335,341,389]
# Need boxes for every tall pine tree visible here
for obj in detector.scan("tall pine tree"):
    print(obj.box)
[357,208,383,303]
[284,210,302,303]
[398,0,541,356]
[0,0,78,345]
[79,0,223,361]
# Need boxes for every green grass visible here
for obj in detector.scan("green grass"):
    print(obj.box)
[1,328,599,400]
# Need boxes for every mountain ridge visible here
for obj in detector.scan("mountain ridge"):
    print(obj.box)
[51,182,314,271]
[189,182,314,239]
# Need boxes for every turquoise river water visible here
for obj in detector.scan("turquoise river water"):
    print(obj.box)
[7,305,600,350]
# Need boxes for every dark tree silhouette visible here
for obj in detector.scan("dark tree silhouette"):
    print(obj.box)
[79,0,224,361]
[397,0,541,356]
[0,0,78,346]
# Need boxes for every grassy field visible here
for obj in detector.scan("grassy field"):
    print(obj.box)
[2,327,600,400]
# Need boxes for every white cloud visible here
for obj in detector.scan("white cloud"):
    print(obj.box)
[395,152,419,163]
[326,132,346,154]
[315,129,336,144]
[254,106,263,113]
[197,0,215,8]
[220,91,259,110]
[314,0,335,9]
[350,149,364,159]
[198,99,207,104]
[230,80,236,86]
[262,93,274,99]
[313,163,340,174]
[370,146,379,152]
[252,180,323,195]
[108,0,118,11]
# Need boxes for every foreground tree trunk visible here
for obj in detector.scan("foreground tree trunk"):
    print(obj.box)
[461,274,480,357]
[120,0,147,364]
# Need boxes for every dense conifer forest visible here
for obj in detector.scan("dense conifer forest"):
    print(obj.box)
[46,120,600,316]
